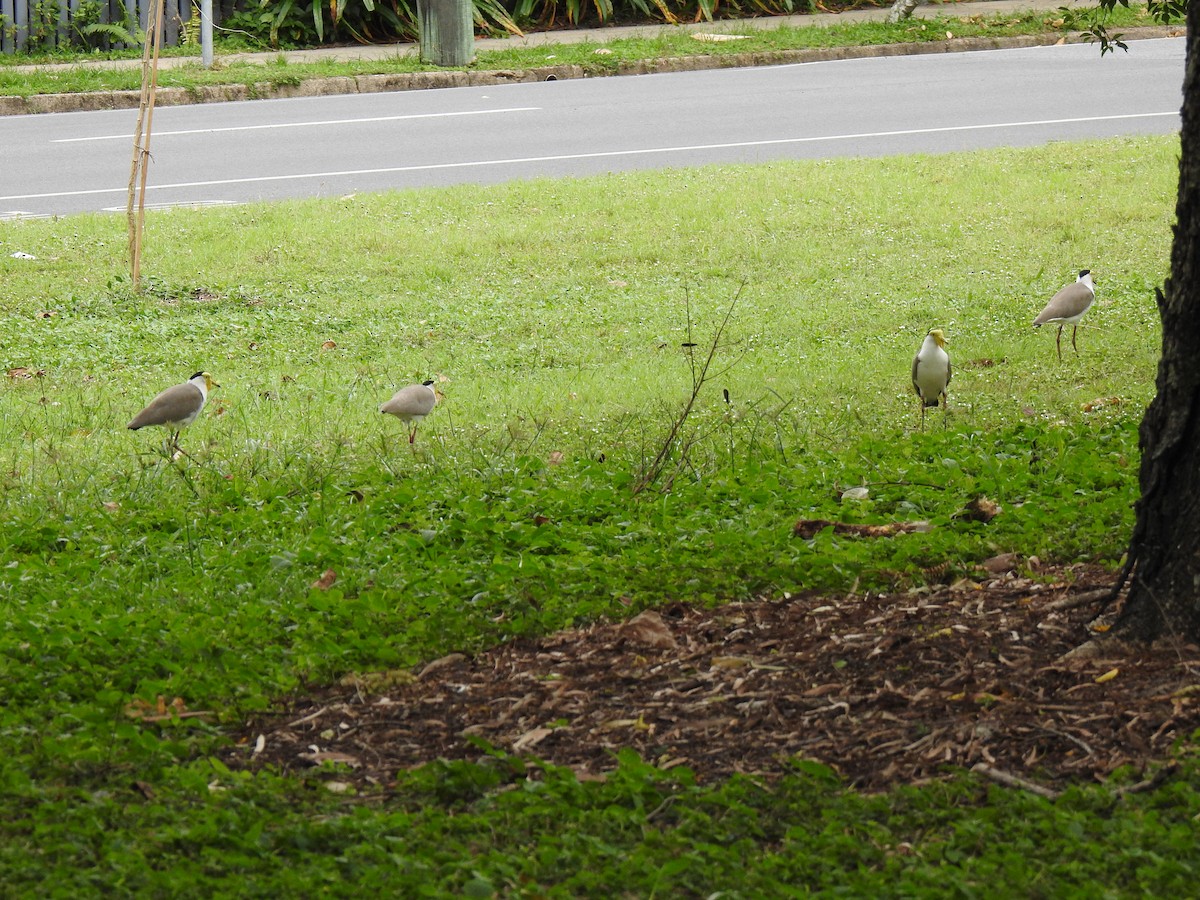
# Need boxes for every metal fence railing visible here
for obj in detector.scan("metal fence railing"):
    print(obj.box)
[1,0,200,54]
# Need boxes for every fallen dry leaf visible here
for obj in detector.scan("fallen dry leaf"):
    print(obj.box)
[980,552,1020,575]
[617,610,677,650]
[599,718,640,732]
[958,496,1002,523]
[124,695,210,722]
[710,655,751,670]
[311,569,337,591]
[418,653,467,679]
[298,750,361,768]
[339,668,417,691]
[512,727,554,752]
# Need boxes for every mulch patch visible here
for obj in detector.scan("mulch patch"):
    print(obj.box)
[222,561,1200,794]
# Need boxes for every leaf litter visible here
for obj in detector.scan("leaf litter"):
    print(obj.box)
[223,563,1200,793]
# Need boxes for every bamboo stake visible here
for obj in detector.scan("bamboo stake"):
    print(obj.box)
[127,0,165,290]
[126,17,154,275]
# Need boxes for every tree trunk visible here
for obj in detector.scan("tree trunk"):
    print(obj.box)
[418,0,475,67]
[887,0,925,23]
[1113,0,1200,640]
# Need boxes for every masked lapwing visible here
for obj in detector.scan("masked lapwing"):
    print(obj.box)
[381,380,438,444]
[1033,270,1095,361]
[127,371,219,453]
[912,329,951,429]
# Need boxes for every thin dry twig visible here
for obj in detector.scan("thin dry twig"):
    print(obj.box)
[1046,588,1114,612]
[971,763,1062,800]
[1113,762,1179,797]
[633,281,746,495]
[138,710,214,722]
[285,705,329,728]
[792,519,933,540]
[1039,725,1095,758]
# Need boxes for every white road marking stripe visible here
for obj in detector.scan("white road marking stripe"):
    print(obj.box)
[5,111,1178,203]
[51,107,542,143]
[100,200,241,212]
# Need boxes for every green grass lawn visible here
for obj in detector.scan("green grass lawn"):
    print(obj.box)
[0,134,1187,894]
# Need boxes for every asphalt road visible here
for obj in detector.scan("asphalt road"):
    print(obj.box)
[1,37,1184,219]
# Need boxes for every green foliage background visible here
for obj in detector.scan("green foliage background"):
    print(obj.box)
[224,0,812,48]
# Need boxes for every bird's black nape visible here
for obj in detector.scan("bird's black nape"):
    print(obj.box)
[189,371,206,380]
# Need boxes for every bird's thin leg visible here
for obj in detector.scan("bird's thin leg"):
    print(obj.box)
[408,426,417,445]
[1055,325,1064,362]
[942,396,949,428]
[169,431,198,462]
[919,403,926,432]
[1071,325,1080,354]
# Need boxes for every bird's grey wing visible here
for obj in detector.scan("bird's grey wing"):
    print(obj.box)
[128,384,195,428]
[1035,283,1091,324]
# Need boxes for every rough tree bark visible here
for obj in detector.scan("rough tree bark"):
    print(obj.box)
[1112,0,1200,640]
[887,0,925,24]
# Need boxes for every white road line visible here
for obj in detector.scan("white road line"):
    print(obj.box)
[100,200,241,212]
[5,111,1178,203]
[52,107,542,143]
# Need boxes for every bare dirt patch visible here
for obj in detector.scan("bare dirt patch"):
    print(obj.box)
[223,563,1200,793]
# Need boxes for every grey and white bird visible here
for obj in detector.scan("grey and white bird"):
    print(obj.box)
[381,380,438,444]
[1033,270,1095,361]
[127,371,219,452]
[912,329,951,429]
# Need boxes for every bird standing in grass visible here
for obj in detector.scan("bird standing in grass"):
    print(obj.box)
[381,380,438,445]
[1033,270,1095,361]
[127,371,219,454]
[912,329,951,429]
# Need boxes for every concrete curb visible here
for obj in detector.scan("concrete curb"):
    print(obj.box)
[0,25,1182,117]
